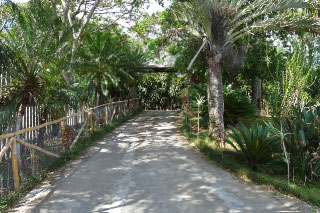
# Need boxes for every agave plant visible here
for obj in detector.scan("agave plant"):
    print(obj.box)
[226,122,281,164]
[271,106,320,180]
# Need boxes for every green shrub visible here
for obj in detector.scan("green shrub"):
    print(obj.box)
[226,122,281,165]
[224,85,256,124]
[187,84,256,128]
[137,73,186,110]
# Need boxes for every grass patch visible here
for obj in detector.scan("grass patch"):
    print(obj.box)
[181,112,320,208]
[0,109,142,213]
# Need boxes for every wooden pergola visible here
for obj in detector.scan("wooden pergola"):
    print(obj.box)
[138,65,176,73]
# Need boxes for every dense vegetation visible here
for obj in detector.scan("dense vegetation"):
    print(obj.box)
[134,0,320,207]
[1,0,320,208]
[137,73,186,110]
[0,0,150,134]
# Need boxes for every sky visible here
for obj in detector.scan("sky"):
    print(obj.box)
[12,0,170,28]
[12,0,169,14]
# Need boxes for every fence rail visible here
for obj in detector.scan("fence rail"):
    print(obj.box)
[0,98,141,197]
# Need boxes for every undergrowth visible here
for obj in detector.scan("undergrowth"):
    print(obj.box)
[0,109,143,212]
[181,112,320,208]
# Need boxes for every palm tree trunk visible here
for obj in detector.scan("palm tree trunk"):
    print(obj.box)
[96,83,105,106]
[207,53,225,142]
[252,77,262,115]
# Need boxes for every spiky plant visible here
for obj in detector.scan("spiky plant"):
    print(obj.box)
[0,1,72,151]
[0,1,72,115]
[226,122,281,164]
[270,106,320,180]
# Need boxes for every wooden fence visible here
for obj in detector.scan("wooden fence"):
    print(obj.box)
[0,98,141,193]
[0,105,87,157]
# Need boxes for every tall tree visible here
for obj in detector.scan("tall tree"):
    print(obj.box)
[169,0,320,140]
[60,0,101,83]
[60,0,164,83]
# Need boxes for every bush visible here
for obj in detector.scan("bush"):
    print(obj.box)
[224,85,256,124]
[226,122,281,165]
[187,84,256,128]
[137,73,186,110]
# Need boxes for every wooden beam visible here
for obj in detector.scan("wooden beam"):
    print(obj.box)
[138,65,176,73]
[16,139,59,158]
[0,137,14,161]
[71,118,88,149]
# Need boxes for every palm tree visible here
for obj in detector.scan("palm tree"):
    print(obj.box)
[2,0,67,110]
[0,1,69,159]
[0,44,21,135]
[75,27,146,105]
[171,0,320,141]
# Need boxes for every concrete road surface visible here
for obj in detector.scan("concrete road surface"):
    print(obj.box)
[12,111,315,212]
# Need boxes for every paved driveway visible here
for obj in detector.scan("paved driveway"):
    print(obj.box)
[12,111,314,212]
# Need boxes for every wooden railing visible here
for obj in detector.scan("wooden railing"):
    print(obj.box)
[0,98,141,192]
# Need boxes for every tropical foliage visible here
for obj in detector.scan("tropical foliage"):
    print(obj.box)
[75,28,146,106]
[185,84,257,129]
[226,122,281,165]
[223,85,256,124]
[1,0,320,206]
[137,73,186,110]
[157,0,320,141]
[268,106,320,180]
[0,0,68,114]
[265,42,314,117]
[0,0,149,127]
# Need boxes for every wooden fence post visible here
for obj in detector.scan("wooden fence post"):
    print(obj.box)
[105,106,108,124]
[124,102,127,116]
[116,104,119,119]
[61,121,66,152]
[11,137,20,190]
[31,149,37,176]
[111,106,116,121]
[89,110,93,134]
[128,100,130,113]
